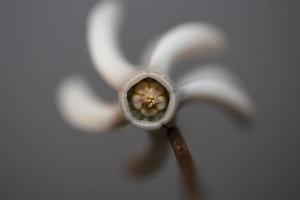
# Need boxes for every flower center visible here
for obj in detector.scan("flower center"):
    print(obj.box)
[128,78,169,121]
[144,97,155,108]
[130,78,168,118]
[121,73,176,129]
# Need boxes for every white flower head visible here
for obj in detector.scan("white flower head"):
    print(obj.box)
[57,0,254,133]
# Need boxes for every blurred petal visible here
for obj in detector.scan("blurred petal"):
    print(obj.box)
[148,23,225,75]
[127,129,169,178]
[177,66,254,121]
[139,35,161,65]
[87,0,137,90]
[57,76,126,133]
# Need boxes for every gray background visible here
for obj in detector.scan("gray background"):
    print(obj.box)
[0,0,299,199]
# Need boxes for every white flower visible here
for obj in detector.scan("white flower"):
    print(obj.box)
[56,0,254,177]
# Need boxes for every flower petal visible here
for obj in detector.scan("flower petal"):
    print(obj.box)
[156,96,167,111]
[57,76,126,133]
[149,82,164,95]
[134,80,150,95]
[127,129,169,178]
[148,23,225,75]
[141,107,158,117]
[176,66,254,121]
[87,0,137,90]
[132,94,143,110]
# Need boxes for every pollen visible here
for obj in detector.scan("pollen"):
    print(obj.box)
[131,79,168,117]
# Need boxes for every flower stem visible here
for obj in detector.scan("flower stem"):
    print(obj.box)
[165,126,201,200]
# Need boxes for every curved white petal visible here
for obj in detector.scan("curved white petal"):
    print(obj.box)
[57,76,126,133]
[148,23,225,75]
[177,66,254,121]
[87,0,137,90]
[178,66,240,86]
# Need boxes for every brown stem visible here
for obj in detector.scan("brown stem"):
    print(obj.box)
[165,126,202,200]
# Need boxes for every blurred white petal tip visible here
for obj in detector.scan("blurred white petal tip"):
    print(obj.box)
[177,66,254,121]
[56,76,125,133]
[87,0,137,90]
[149,23,225,75]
